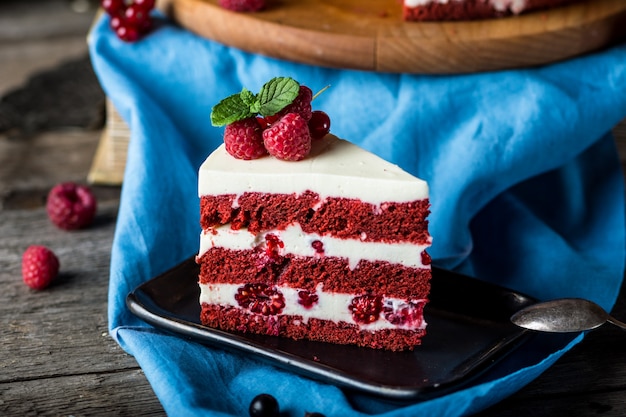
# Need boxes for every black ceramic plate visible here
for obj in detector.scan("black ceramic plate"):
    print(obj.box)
[127,257,536,401]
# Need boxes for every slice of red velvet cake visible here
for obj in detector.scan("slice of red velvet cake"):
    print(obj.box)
[216,0,579,22]
[197,133,432,351]
[403,0,579,21]
[197,76,431,351]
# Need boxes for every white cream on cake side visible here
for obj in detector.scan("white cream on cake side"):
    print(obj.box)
[199,224,431,270]
[199,282,427,331]
[198,135,429,206]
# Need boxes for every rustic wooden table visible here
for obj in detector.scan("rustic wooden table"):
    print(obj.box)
[1,1,626,416]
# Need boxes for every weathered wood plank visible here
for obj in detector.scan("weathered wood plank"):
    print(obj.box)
[0,130,102,195]
[479,388,626,417]
[0,371,165,416]
[0,38,91,99]
[0,199,165,414]
[1,1,626,416]
[0,0,97,97]
[0,0,97,42]
[0,202,130,377]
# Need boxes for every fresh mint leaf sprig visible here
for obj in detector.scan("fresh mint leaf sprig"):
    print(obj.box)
[211,77,300,127]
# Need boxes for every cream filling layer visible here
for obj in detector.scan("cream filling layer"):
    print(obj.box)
[199,223,432,270]
[199,282,427,331]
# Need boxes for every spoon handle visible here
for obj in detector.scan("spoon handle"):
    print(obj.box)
[607,316,626,330]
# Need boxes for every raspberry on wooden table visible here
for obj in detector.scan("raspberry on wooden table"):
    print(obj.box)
[46,182,97,230]
[22,245,60,290]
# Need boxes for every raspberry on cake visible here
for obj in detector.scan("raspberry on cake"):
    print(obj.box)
[262,112,312,161]
[224,117,267,160]
[198,80,432,351]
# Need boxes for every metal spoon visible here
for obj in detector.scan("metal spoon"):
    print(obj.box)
[510,298,626,333]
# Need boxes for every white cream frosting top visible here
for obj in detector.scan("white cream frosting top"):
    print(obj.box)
[198,135,429,205]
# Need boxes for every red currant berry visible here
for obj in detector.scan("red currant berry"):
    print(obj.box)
[101,0,125,15]
[137,16,154,34]
[308,110,331,140]
[109,14,124,31]
[133,0,156,11]
[124,3,150,26]
[116,24,140,42]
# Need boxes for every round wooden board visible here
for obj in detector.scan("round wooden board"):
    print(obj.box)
[160,0,626,74]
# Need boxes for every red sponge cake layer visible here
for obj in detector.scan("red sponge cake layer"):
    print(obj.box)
[200,192,430,244]
[198,248,431,300]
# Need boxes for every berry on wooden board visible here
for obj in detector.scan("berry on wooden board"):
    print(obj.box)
[46,182,97,230]
[22,245,60,290]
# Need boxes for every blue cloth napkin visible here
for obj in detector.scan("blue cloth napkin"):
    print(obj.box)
[89,12,626,417]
